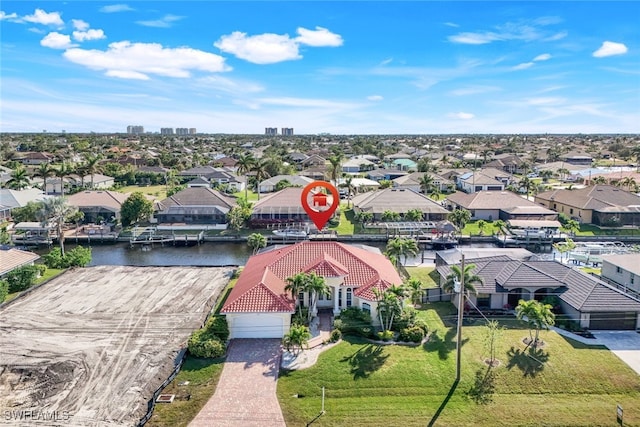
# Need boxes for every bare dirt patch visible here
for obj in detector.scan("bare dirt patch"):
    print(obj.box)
[0,265,232,426]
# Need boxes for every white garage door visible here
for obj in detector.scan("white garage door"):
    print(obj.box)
[232,313,286,338]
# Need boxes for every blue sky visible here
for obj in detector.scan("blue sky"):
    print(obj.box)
[1,1,638,134]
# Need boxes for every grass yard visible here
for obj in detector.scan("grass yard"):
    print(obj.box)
[405,266,439,288]
[330,206,357,235]
[277,303,640,426]
[118,184,167,199]
[462,220,502,237]
[4,268,66,303]
[146,356,225,427]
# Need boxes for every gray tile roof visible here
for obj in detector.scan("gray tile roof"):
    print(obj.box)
[535,185,640,211]
[351,188,449,215]
[159,187,236,210]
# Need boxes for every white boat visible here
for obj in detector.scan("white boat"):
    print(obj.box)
[272,228,308,238]
[567,241,634,264]
[510,227,551,238]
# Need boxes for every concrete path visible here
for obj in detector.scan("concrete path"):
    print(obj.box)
[591,331,640,376]
[189,339,286,427]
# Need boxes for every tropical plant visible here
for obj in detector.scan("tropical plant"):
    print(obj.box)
[34,162,55,195]
[553,238,576,263]
[381,210,401,222]
[515,299,555,346]
[120,192,154,227]
[6,165,30,190]
[560,219,580,237]
[304,273,330,322]
[235,153,255,200]
[282,324,312,356]
[477,219,487,236]
[405,209,423,222]
[405,277,424,306]
[449,208,472,231]
[328,154,343,186]
[443,263,483,296]
[252,157,271,199]
[483,319,504,365]
[38,196,78,256]
[385,237,419,266]
[285,273,308,321]
[83,154,103,189]
[54,162,73,196]
[419,173,435,194]
[247,233,267,254]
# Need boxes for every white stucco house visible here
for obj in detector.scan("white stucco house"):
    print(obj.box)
[221,241,402,338]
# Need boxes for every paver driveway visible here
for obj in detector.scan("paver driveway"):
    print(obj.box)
[189,339,286,427]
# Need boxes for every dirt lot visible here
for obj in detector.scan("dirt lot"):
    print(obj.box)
[0,265,233,426]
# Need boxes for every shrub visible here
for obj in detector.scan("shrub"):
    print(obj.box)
[330,328,342,342]
[0,279,8,303]
[332,319,344,331]
[5,265,40,293]
[188,330,226,358]
[393,307,417,332]
[412,319,429,335]
[43,247,92,269]
[399,326,425,343]
[207,315,230,341]
[334,308,374,338]
[377,330,394,341]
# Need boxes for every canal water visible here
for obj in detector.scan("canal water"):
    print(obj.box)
[55,240,537,267]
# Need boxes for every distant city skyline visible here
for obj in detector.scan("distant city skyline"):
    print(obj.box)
[1,2,639,134]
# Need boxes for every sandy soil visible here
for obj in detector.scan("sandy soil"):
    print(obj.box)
[0,265,233,426]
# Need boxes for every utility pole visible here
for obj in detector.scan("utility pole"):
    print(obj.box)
[455,254,466,382]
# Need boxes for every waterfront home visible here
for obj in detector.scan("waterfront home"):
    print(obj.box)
[67,190,129,223]
[0,188,49,220]
[456,168,511,193]
[535,185,640,226]
[437,256,640,330]
[351,188,449,221]
[221,241,402,338]
[0,247,40,277]
[156,187,236,229]
[600,254,640,296]
[251,187,311,226]
[445,191,557,222]
[392,172,455,194]
[258,175,314,193]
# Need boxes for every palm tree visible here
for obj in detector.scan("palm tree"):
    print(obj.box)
[285,273,307,321]
[443,263,483,296]
[405,277,424,306]
[374,288,403,332]
[385,237,419,266]
[38,197,78,257]
[560,219,580,237]
[282,324,312,356]
[477,219,487,236]
[419,173,435,194]
[252,157,271,199]
[6,165,30,190]
[34,163,54,195]
[247,232,267,254]
[592,176,608,185]
[328,154,343,187]
[83,154,103,189]
[54,162,73,196]
[449,208,472,231]
[557,168,570,182]
[305,273,330,321]
[621,176,637,192]
[515,299,555,347]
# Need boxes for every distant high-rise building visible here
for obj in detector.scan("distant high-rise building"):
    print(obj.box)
[281,127,294,136]
[265,127,278,136]
[176,128,190,135]
[160,128,174,135]
[189,128,197,135]
[127,125,144,134]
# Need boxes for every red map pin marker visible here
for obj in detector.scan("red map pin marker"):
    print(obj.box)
[301,181,340,231]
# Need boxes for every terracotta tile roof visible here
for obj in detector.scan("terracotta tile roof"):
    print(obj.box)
[221,241,402,313]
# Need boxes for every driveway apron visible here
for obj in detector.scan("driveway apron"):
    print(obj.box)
[189,339,286,427]
[591,331,640,376]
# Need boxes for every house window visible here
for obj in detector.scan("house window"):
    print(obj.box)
[616,266,622,274]
[570,208,574,215]
[631,274,635,284]
[319,293,324,301]
[362,302,371,313]
[553,203,557,209]
[298,291,305,307]
[338,289,342,307]
[346,288,352,307]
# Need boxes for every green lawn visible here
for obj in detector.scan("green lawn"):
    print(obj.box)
[233,189,259,202]
[145,356,225,427]
[118,184,167,199]
[462,220,502,237]
[405,266,439,288]
[277,303,640,426]
[576,224,639,237]
[4,268,66,303]
[329,206,357,235]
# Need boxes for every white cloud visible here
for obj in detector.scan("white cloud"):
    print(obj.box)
[379,58,393,66]
[534,53,552,61]
[63,41,231,79]
[41,32,76,49]
[99,4,134,13]
[73,29,106,42]
[525,97,566,106]
[0,11,18,20]
[257,97,359,109]
[448,32,499,45]
[444,22,459,28]
[215,31,300,64]
[295,26,343,47]
[215,27,343,64]
[367,95,383,101]
[449,85,501,96]
[136,14,184,28]
[72,19,89,31]
[544,31,567,41]
[593,41,628,58]
[512,62,534,70]
[23,9,64,27]
[449,112,475,120]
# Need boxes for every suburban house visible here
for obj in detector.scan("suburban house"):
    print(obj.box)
[484,154,525,174]
[391,158,417,171]
[258,175,314,193]
[351,188,449,221]
[0,247,40,278]
[445,191,557,222]
[178,166,245,192]
[0,189,49,221]
[562,152,593,166]
[68,173,115,190]
[535,185,640,226]
[436,256,640,330]
[12,151,55,166]
[392,172,456,194]
[66,190,129,223]
[366,169,408,182]
[336,177,381,194]
[250,187,310,226]
[342,158,375,174]
[155,187,236,229]
[221,241,403,338]
[600,254,640,296]
[456,168,511,193]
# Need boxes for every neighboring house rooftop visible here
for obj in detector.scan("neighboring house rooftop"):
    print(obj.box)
[252,187,308,216]
[0,247,40,277]
[221,241,402,314]
[601,254,640,275]
[259,175,314,188]
[67,191,129,211]
[352,188,449,215]
[536,185,640,210]
[447,191,555,215]
[158,187,236,211]
[0,188,49,209]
